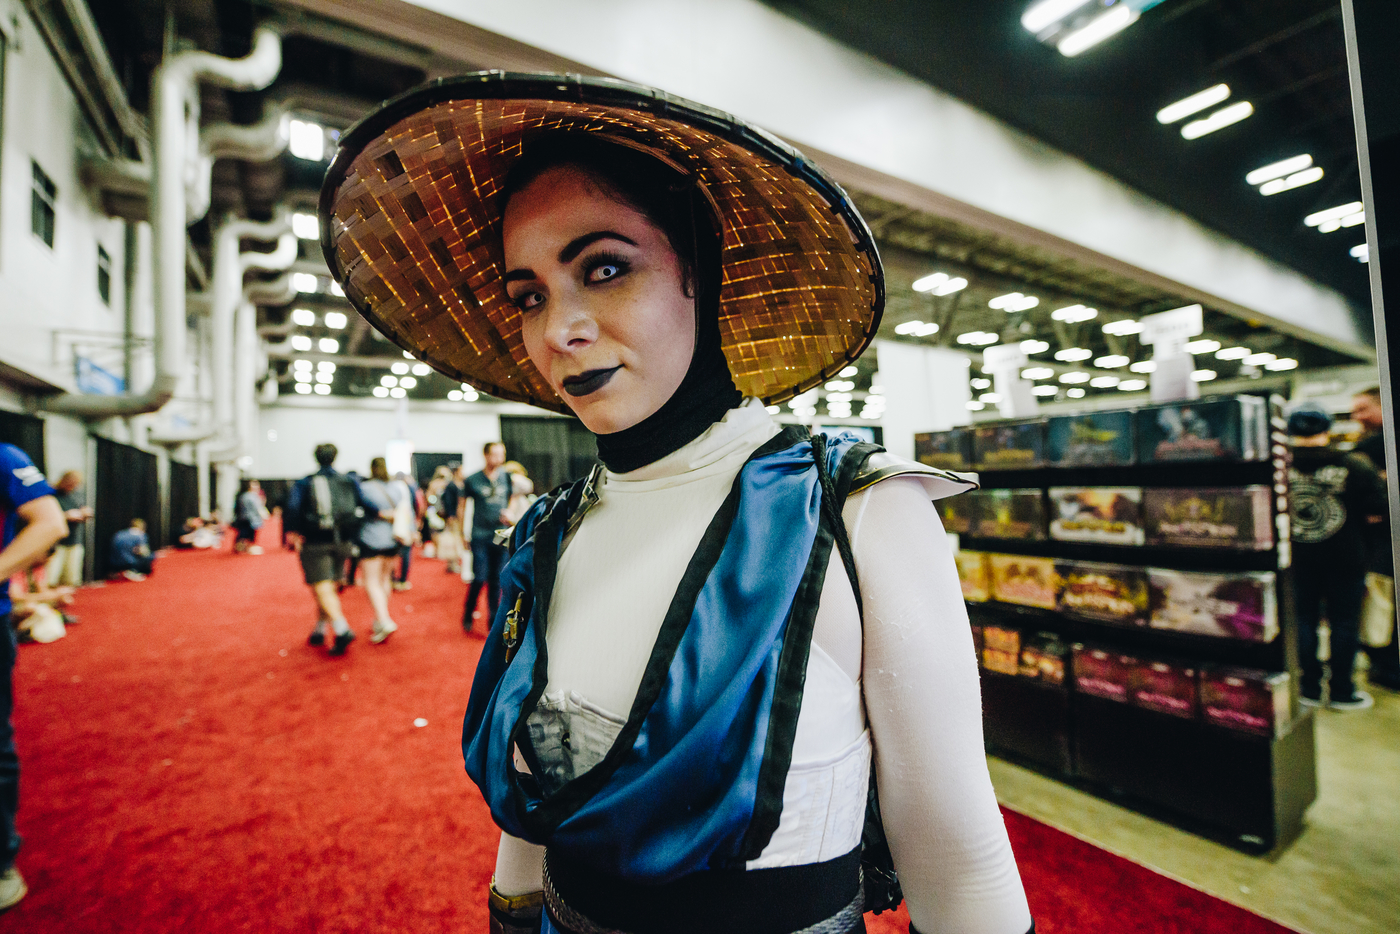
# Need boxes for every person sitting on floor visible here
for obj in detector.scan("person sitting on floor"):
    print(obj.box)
[8,574,74,644]
[109,518,154,581]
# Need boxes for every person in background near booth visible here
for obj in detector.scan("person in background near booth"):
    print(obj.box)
[357,457,406,644]
[390,471,418,591]
[439,463,466,575]
[462,442,511,634]
[44,471,90,588]
[500,461,538,527]
[233,479,269,555]
[1288,404,1389,710]
[422,465,451,559]
[285,443,366,656]
[1351,387,1400,690]
[109,518,154,581]
[0,442,68,909]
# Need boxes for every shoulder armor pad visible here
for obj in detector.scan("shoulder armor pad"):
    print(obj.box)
[849,451,978,501]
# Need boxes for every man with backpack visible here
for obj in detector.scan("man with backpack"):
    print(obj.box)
[285,443,367,656]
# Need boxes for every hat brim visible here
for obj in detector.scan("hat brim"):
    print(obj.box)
[320,72,884,413]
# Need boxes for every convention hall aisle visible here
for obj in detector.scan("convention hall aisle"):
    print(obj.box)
[3,537,1302,933]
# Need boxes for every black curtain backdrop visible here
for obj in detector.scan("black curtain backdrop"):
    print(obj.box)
[500,416,598,494]
[94,437,160,574]
[0,410,46,474]
[412,452,459,488]
[169,461,199,544]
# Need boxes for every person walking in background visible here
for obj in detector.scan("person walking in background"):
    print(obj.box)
[285,443,366,656]
[500,461,537,527]
[462,442,511,633]
[438,463,466,575]
[357,458,406,644]
[1,442,69,909]
[1288,404,1389,710]
[1351,387,1399,691]
[232,479,269,555]
[422,465,451,559]
[390,471,418,591]
[109,518,154,581]
[44,471,90,588]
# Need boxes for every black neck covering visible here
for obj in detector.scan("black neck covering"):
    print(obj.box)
[593,299,742,474]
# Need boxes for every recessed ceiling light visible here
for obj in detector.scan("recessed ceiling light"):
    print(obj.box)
[380,375,397,387]
[1022,367,1055,380]
[1066,387,1086,398]
[399,376,418,389]
[894,320,939,337]
[912,272,968,295]
[372,386,389,398]
[1129,360,1156,373]
[315,371,332,384]
[826,392,853,403]
[1021,339,1051,354]
[1059,371,1090,384]
[1191,369,1218,382]
[839,366,858,378]
[1305,202,1364,229]
[1185,339,1221,354]
[1157,84,1231,125]
[1090,376,1120,388]
[412,363,431,376]
[956,331,1000,346]
[324,311,348,330]
[392,362,410,375]
[448,390,463,401]
[1118,379,1148,392]
[971,378,992,389]
[293,370,311,383]
[1054,347,1092,362]
[313,383,331,395]
[389,387,406,398]
[825,380,855,392]
[1351,243,1370,263]
[291,307,316,326]
[1051,304,1098,323]
[989,292,1040,312]
[1058,5,1139,57]
[1243,352,1277,366]
[292,272,319,293]
[317,361,335,373]
[294,382,311,394]
[1245,154,1313,186]
[1215,346,1251,360]
[293,359,312,371]
[1181,101,1253,140]
[1032,385,1060,396]
[1259,166,1324,196]
[1102,319,1143,336]
[1265,358,1299,371]
[290,335,311,351]
[1094,354,1129,368]
[317,338,339,353]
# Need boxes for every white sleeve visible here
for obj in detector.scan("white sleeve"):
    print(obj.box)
[852,478,1033,934]
[493,831,545,896]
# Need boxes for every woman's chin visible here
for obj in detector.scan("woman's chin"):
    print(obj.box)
[564,393,649,436]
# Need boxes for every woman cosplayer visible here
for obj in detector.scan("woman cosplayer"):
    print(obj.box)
[321,74,1033,934]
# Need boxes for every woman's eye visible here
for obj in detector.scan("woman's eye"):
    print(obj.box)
[514,290,544,311]
[588,264,620,283]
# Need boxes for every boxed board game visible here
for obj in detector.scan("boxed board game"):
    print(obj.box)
[935,494,980,535]
[1142,486,1274,551]
[1135,396,1269,463]
[1048,487,1145,545]
[1071,644,1138,702]
[956,550,992,603]
[989,554,1059,610]
[1046,410,1136,466]
[1200,667,1291,737]
[982,626,1021,675]
[971,489,1047,540]
[1019,631,1069,685]
[1129,658,1199,719]
[1147,568,1278,642]
[973,420,1047,470]
[1056,560,1150,627]
[915,429,974,471]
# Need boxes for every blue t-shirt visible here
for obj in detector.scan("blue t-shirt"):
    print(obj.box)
[110,527,149,569]
[2,443,57,617]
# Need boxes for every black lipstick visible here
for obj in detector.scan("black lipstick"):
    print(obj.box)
[561,366,621,397]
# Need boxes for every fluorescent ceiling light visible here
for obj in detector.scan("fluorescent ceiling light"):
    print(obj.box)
[372,386,388,398]
[839,366,859,378]
[1022,367,1055,380]
[293,371,311,383]
[390,387,406,398]
[1032,385,1060,397]
[894,320,939,336]
[912,272,968,295]
[324,311,348,329]
[1191,369,1217,382]
[330,282,344,297]
[1090,376,1121,388]
[1094,354,1129,368]
[979,393,1002,404]
[1351,243,1370,263]
[292,359,312,371]
[989,292,1040,312]
[1118,379,1148,392]
[1215,346,1251,360]
[1259,167,1324,196]
[292,273,319,293]
[315,371,332,384]
[290,335,311,351]
[1021,339,1051,354]
[1157,84,1231,125]
[391,362,410,375]
[825,380,855,392]
[399,376,417,389]
[381,375,398,388]
[966,400,986,411]
[1051,304,1098,323]
[1102,319,1143,336]
[1129,360,1156,373]
[448,390,463,401]
[1054,347,1092,362]
[1066,387,1086,398]
[1246,154,1313,186]
[291,307,316,326]
[1058,5,1139,56]
[826,392,853,403]
[1184,339,1221,354]
[1022,0,1094,33]
[412,363,431,376]
[313,383,331,395]
[1243,352,1276,366]
[294,382,311,394]
[291,213,319,240]
[288,119,325,161]
[1181,101,1253,140]
[317,338,339,353]
[1059,371,1090,384]
[971,378,992,389]
[956,331,999,346]
[1265,358,1299,371]
[317,361,336,373]
[1305,202,1365,227]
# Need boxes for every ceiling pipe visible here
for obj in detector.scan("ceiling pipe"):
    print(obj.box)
[188,102,292,224]
[39,27,283,420]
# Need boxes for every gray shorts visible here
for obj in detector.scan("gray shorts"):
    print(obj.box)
[299,542,353,585]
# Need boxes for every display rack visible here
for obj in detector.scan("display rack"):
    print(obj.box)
[920,394,1317,851]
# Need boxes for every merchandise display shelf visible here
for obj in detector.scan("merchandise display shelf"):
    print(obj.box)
[924,394,1317,851]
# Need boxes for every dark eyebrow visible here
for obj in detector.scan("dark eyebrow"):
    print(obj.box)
[558,230,636,264]
[503,268,536,284]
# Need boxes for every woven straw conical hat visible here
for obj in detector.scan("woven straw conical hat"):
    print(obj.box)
[319,72,884,413]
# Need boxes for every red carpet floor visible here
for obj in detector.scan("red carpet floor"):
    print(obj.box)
[3,530,1300,933]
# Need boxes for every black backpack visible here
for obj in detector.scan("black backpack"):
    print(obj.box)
[303,472,363,542]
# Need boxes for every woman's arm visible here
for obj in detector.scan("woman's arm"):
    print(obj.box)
[853,478,1033,934]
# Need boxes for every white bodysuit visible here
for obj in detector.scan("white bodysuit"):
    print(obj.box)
[494,400,1032,934]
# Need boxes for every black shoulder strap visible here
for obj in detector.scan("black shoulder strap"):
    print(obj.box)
[809,434,882,618]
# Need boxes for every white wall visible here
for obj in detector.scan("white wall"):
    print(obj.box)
[873,341,973,460]
[255,396,506,479]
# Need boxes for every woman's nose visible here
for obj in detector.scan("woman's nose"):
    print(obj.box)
[542,292,597,354]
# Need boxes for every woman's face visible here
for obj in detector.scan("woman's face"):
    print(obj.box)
[502,166,695,435]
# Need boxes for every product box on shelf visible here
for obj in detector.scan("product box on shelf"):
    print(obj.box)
[1071,644,1139,702]
[935,494,980,535]
[972,489,1047,540]
[956,550,992,603]
[982,625,1022,675]
[1046,410,1136,466]
[1129,659,1199,719]
[915,429,974,471]
[1147,568,1279,642]
[1056,560,1150,626]
[1019,631,1068,685]
[1048,487,1145,545]
[1136,396,1268,463]
[989,554,1059,610]
[973,420,1047,470]
[1199,667,1291,737]
[1142,486,1274,551]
